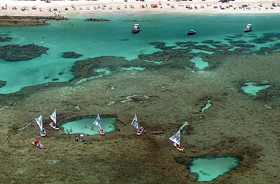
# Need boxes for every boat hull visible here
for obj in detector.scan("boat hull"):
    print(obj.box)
[243,29,252,32]
[187,31,195,35]
[49,123,60,130]
[132,29,140,34]
[32,142,46,149]
[99,128,105,136]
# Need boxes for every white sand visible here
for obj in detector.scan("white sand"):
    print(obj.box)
[0,0,279,16]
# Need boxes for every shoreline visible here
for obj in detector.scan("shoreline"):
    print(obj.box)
[1,0,280,17]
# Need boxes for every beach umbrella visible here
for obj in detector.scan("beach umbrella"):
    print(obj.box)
[33,139,39,142]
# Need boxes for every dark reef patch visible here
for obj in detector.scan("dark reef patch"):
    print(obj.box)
[62,51,83,58]
[0,80,6,88]
[0,15,68,26]
[84,18,110,21]
[0,33,12,42]
[70,56,156,82]
[150,42,176,50]
[123,19,152,22]
[0,44,48,61]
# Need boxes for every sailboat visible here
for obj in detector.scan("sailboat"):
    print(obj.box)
[131,114,144,135]
[93,114,105,135]
[35,115,46,137]
[169,130,185,152]
[49,109,60,130]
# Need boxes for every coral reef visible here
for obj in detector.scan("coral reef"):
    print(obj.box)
[0,44,48,61]
[62,51,83,58]
[84,18,110,21]
[0,80,6,88]
[0,33,12,42]
[0,15,68,26]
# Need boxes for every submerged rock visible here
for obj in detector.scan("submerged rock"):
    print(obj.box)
[84,18,110,21]
[0,15,68,26]
[62,51,83,58]
[0,44,48,61]
[0,33,12,42]
[0,80,6,88]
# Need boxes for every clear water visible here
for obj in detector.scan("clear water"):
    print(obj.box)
[241,82,270,95]
[190,56,209,69]
[61,117,116,135]
[1,14,280,94]
[188,156,240,181]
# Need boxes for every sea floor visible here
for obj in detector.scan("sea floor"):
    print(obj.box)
[1,14,280,183]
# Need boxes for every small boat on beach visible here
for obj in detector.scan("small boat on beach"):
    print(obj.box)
[131,114,145,136]
[187,30,196,35]
[132,24,140,34]
[169,130,185,152]
[35,115,46,137]
[243,24,252,32]
[49,109,60,130]
[93,114,105,136]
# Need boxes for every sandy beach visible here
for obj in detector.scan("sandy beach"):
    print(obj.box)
[1,0,280,17]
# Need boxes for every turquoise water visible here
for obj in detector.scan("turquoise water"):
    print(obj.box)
[1,14,280,93]
[61,117,116,135]
[241,82,270,95]
[188,156,240,181]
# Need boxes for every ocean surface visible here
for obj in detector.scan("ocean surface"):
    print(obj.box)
[0,14,280,94]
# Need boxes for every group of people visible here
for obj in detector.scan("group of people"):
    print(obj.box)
[75,134,84,142]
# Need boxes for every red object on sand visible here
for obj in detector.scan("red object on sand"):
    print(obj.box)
[33,139,39,142]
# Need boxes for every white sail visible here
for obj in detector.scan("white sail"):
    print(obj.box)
[169,130,180,145]
[50,109,56,124]
[35,115,43,131]
[131,114,139,129]
[93,114,102,129]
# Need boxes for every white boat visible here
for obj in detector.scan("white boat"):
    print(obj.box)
[169,130,185,152]
[243,24,252,32]
[35,115,46,137]
[132,24,140,34]
[187,30,196,35]
[131,114,144,135]
[93,114,105,135]
[49,109,60,130]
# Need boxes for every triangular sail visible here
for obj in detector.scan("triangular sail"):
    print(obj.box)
[35,115,43,131]
[131,114,139,129]
[93,114,102,129]
[169,130,180,145]
[50,109,56,124]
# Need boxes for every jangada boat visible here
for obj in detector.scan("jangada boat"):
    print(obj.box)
[49,109,60,130]
[187,30,196,35]
[243,24,252,32]
[132,24,140,34]
[35,115,46,137]
[93,114,105,136]
[32,139,46,149]
[131,114,145,136]
[169,130,185,152]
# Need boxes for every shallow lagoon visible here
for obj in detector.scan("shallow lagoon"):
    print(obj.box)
[188,156,240,181]
[61,117,116,135]
[1,14,280,93]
